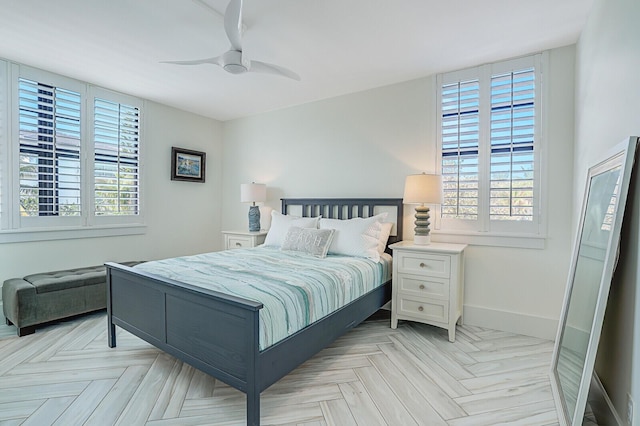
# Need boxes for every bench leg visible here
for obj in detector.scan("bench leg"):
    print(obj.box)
[17,326,36,337]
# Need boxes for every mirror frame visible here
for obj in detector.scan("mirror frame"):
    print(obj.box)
[550,136,639,425]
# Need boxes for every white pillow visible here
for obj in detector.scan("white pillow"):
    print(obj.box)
[263,211,321,248]
[281,227,335,258]
[377,222,394,255]
[319,213,388,262]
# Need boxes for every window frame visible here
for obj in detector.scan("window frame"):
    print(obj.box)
[0,62,145,243]
[434,53,547,249]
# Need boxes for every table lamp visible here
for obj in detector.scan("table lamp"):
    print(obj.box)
[240,182,266,232]
[403,173,442,245]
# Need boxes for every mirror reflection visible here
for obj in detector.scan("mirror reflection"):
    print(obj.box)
[556,165,621,422]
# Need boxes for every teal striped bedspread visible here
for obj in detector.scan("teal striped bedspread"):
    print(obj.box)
[133,247,392,350]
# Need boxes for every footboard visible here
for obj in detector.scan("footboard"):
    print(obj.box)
[106,262,264,423]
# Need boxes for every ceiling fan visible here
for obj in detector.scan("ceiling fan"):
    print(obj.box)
[162,0,300,81]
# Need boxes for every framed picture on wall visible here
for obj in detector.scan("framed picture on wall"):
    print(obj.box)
[171,146,206,183]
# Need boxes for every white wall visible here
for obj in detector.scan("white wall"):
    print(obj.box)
[0,101,223,285]
[574,0,640,421]
[221,45,577,340]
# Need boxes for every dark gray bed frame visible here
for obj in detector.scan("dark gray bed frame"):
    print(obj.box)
[106,198,403,425]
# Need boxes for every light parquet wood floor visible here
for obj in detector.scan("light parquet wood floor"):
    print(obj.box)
[0,304,561,426]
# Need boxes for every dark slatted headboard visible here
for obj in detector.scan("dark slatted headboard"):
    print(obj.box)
[281,198,404,251]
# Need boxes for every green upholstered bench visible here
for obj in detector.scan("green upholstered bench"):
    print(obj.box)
[2,262,143,337]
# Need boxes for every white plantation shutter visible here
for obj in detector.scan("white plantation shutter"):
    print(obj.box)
[18,78,82,217]
[437,54,542,242]
[94,98,140,216]
[600,177,619,232]
[0,64,144,241]
[489,68,535,221]
[441,80,480,220]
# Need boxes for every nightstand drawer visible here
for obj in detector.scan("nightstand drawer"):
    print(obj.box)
[397,296,449,323]
[396,274,449,299]
[223,230,267,250]
[227,236,252,249]
[396,252,451,278]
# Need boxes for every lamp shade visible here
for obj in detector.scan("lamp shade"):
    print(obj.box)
[403,173,442,204]
[240,183,266,203]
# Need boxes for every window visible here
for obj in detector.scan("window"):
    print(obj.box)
[436,54,544,246]
[0,64,144,242]
[94,97,140,217]
[489,68,535,222]
[441,79,480,220]
[18,78,82,217]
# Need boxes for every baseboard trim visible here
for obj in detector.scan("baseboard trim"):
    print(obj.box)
[463,304,558,340]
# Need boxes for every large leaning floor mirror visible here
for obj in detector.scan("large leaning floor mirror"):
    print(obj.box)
[551,136,639,425]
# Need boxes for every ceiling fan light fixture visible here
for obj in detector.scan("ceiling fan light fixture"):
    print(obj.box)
[221,49,249,74]
[224,63,247,74]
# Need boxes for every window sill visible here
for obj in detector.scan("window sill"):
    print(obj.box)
[0,224,146,244]
[431,230,546,249]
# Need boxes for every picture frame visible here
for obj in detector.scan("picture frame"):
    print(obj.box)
[171,147,206,183]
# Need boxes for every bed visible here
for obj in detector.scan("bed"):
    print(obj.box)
[106,198,403,425]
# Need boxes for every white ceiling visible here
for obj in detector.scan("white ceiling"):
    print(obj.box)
[0,0,593,122]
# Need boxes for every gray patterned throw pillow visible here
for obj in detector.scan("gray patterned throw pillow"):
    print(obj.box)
[281,227,335,258]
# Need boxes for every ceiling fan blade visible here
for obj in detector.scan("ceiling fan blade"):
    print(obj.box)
[250,60,301,81]
[224,0,243,51]
[160,57,222,66]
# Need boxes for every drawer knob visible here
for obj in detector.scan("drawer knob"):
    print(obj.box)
[418,306,424,312]
[419,262,426,268]
[235,242,242,247]
[419,284,425,290]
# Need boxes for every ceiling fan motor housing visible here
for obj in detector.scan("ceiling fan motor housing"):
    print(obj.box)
[222,50,250,74]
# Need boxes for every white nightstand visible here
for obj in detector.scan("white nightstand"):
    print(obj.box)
[222,230,268,250]
[389,241,467,342]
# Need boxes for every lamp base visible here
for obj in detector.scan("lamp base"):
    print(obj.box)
[248,205,261,232]
[414,235,431,245]
[413,205,432,245]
